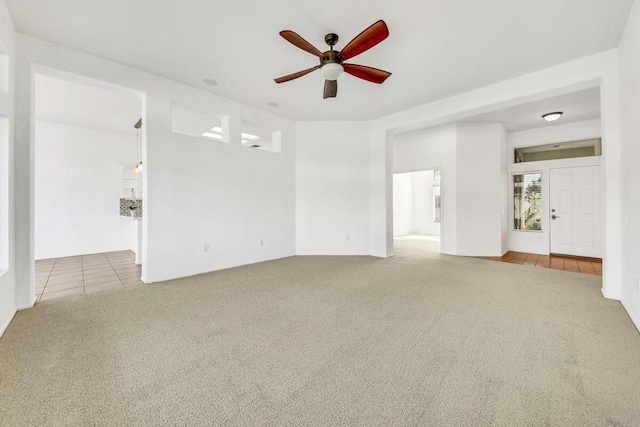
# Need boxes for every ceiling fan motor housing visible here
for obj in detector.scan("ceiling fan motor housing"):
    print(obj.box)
[320,49,342,66]
[324,33,339,47]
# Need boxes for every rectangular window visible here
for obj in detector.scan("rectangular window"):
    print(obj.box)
[240,120,281,153]
[513,172,542,231]
[171,101,229,143]
[514,138,601,163]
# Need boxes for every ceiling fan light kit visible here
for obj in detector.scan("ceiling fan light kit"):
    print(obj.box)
[274,20,392,99]
[321,63,344,81]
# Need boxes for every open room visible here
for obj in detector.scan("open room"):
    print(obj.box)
[1,1,640,425]
[33,73,145,300]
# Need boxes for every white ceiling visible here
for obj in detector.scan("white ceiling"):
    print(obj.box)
[35,75,141,135]
[461,87,601,132]
[8,0,633,121]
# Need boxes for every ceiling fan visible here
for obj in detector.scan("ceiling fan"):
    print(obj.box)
[274,20,392,99]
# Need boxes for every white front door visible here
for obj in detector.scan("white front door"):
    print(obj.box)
[549,166,602,257]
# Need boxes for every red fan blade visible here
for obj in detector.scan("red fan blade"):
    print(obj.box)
[339,20,389,61]
[274,65,321,83]
[323,80,337,99]
[343,64,391,84]
[279,30,325,59]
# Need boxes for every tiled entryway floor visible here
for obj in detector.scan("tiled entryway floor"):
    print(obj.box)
[35,250,142,302]
[483,251,602,275]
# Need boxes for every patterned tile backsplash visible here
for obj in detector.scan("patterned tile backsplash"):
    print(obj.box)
[120,198,143,218]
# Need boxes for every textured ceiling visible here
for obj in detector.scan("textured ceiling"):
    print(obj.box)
[7,0,634,121]
[36,75,141,135]
[461,87,601,132]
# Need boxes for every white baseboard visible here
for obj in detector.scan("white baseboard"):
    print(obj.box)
[601,287,621,300]
[0,309,17,338]
[144,254,295,284]
[16,297,36,311]
[621,300,640,333]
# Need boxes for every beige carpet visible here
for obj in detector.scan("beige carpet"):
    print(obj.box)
[1,239,639,426]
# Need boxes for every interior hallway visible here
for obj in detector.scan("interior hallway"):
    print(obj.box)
[35,250,142,301]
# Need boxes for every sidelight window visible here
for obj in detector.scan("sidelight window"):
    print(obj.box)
[513,172,542,231]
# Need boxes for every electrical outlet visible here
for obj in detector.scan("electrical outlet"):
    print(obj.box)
[346,235,351,241]
[260,239,264,246]
[203,243,209,252]
[636,278,639,291]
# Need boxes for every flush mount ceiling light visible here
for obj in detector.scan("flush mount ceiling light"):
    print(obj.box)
[203,78,218,87]
[542,111,563,122]
[267,101,279,107]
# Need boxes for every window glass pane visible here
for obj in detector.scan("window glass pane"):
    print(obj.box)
[240,120,281,153]
[433,184,441,222]
[514,138,601,163]
[171,101,229,143]
[513,172,542,231]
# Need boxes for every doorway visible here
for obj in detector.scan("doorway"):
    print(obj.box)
[33,72,144,301]
[393,169,442,252]
[550,165,603,258]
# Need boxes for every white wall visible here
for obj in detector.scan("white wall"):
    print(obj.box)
[508,119,602,254]
[618,0,640,330]
[393,171,440,237]
[509,119,602,149]
[0,0,16,336]
[14,35,296,299]
[296,122,369,255]
[35,122,137,259]
[455,123,506,256]
[392,173,413,236]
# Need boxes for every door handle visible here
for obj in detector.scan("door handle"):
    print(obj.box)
[551,215,560,220]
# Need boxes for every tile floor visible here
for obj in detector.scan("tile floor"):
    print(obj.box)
[36,250,142,302]
[483,251,602,275]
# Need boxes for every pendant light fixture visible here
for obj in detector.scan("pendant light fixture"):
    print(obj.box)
[134,118,143,174]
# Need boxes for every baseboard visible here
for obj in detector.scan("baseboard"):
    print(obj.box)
[144,254,296,284]
[297,251,371,257]
[0,309,17,338]
[601,287,621,300]
[16,297,36,311]
[621,300,640,333]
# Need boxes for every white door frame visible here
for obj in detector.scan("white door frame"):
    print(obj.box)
[391,167,443,253]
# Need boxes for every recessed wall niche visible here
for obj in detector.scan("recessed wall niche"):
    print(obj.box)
[171,101,229,143]
[240,120,281,153]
